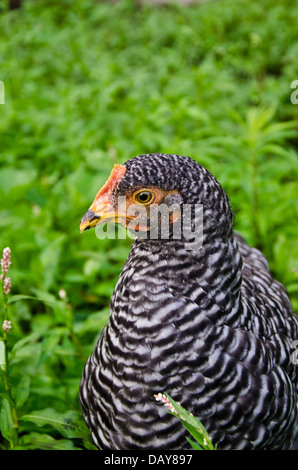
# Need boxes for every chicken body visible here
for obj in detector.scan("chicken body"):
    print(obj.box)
[79,154,298,449]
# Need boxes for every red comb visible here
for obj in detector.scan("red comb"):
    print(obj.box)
[95,164,126,201]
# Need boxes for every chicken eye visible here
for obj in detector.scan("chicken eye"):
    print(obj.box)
[133,190,154,205]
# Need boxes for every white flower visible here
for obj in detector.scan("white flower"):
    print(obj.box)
[3,277,11,295]
[1,247,11,276]
[154,393,178,415]
[2,320,12,333]
[58,289,67,300]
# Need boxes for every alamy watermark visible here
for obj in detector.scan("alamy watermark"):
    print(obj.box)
[0,81,4,104]
[291,340,298,365]
[290,80,298,104]
[93,198,204,251]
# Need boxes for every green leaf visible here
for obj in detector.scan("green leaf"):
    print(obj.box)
[164,393,216,450]
[7,294,40,304]
[10,332,43,367]
[0,340,5,371]
[186,436,205,450]
[0,167,37,195]
[15,376,31,408]
[20,408,90,440]
[39,234,66,291]
[0,398,17,447]
[16,432,81,450]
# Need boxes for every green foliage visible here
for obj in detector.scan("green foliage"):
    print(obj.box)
[0,0,297,450]
[156,393,216,450]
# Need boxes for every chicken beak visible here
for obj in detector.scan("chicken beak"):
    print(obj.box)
[80,197,117,233]
[80,164,127,233]
[80,209,101,232]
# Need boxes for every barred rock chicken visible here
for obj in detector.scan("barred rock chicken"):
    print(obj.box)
[79,153,298,450]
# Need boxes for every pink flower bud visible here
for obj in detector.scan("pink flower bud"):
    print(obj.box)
[154,393,178,415]
[58,289,67,300]
[1,247,11,277]
[2,320,12,333]
[3,247,11,259]
[3,277,11,295]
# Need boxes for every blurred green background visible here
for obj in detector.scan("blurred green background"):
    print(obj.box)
[0,0,297,449]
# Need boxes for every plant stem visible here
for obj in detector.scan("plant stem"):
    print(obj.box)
[67,309,85,361]
[1,291,19,448]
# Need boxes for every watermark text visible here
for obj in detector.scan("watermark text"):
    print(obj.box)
[94,198,204,251]
[0,81,4,104]
[290,80,298,104]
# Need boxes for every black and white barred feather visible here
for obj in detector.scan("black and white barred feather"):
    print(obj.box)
[79,154,298,450]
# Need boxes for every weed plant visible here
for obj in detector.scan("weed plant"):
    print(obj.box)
[0,0,297,449]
